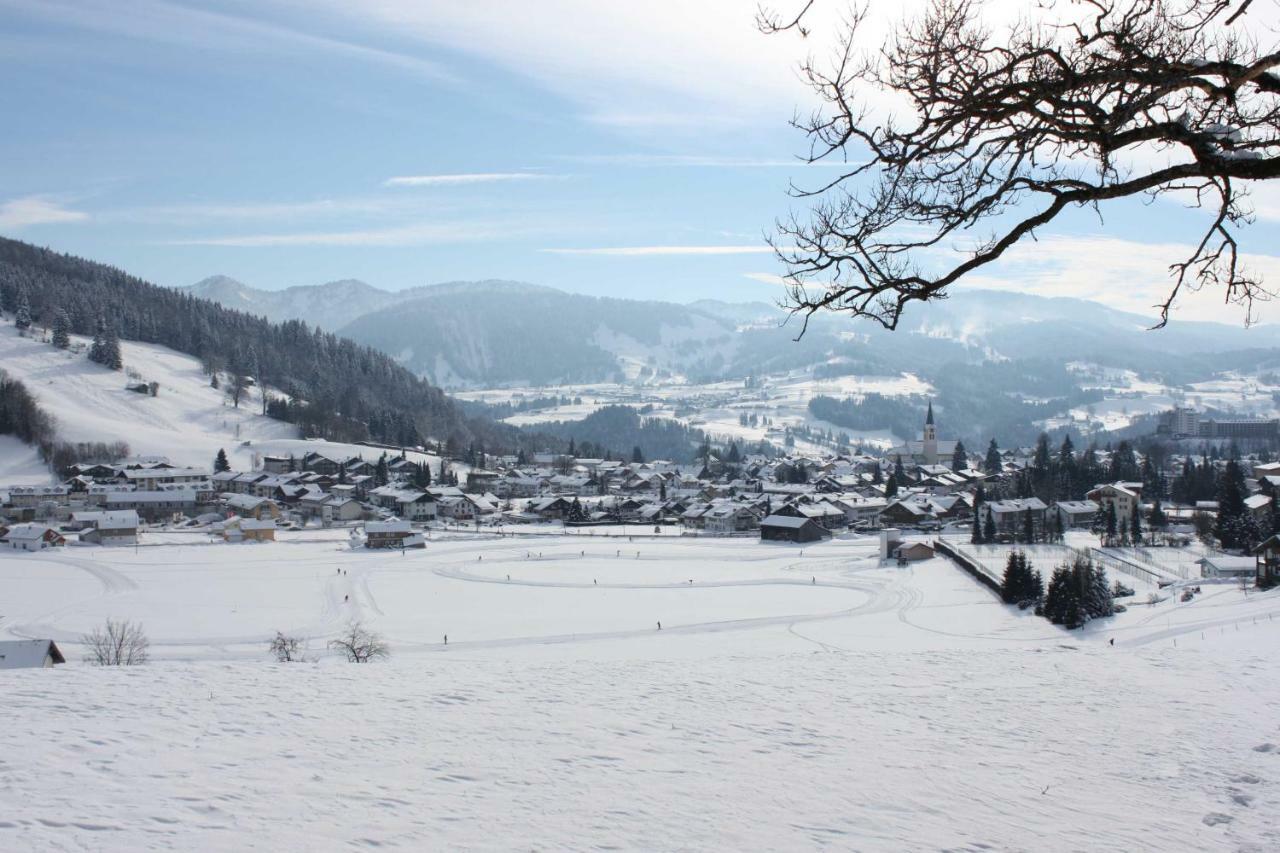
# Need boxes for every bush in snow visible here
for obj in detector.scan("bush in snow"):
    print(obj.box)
[328,622,389,663]
[270,632,305,662]
[82,618,150,666]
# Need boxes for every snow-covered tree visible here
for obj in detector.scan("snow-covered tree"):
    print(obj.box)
[50,308,72,349]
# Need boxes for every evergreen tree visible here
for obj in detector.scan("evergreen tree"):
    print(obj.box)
[213,448,230,473]
[884,476,899,499]
[104,325,123,370]
[893,454,906,486]
[952,440,968,472]
[375,454,389,487]
[14,292,32,331]
[1080,557,1114,619]
[971,509,984,544]
[1001,551,1027,603]
[1044,566,1078,625]
[985,439,1001,474]
[983,512,996,543]
[51,308,72,349]
[632,445,645,464]
[1214,458,1248,548]
[1130,502,1143,545]
[1022,508,1035,544]
[1104,502,1118,546]
[1148,498,1168,533]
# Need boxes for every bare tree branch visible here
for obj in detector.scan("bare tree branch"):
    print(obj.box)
[764,0,1278,330]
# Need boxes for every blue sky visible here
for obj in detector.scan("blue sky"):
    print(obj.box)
[2,0,1278,327]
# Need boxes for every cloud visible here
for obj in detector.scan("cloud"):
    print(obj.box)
[0,196,88,229]
[565,154,855,168]
[384,173,557,187]
[743,272,788,286]
[4,0,456,83]
[164,220,507,248]
[543,245,774,257]
[112,197,424,224]
[958,234,1280,326]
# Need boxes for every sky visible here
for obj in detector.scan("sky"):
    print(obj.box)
[1,0,1278,329]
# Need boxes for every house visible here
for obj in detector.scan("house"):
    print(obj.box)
[105,489,199,522]
[978,498,1048,539]
[0,639,66,669]
[529,496,574,521]
[1244,493,1272,523]
[1198,553,1256,580]
[72,510,140,545]
[1052,500,1100,531]
[759,514,832,543]
[364,519,425,549]
[1086,483,1142,522]
[879,498,934,528]
[703,504,761,536]
[0,523,66,551]
[1255,534,1280,589]
[396,492,437,522]
[894,542,935,562]
[324,496,365,523]
[223,517,276,542]
[223,494,282,520]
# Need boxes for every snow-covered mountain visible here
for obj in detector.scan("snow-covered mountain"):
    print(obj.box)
[179,276,1274,388]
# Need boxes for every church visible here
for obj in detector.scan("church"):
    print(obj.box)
[888,403,958,467]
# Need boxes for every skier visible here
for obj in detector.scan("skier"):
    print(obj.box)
[1109,638,1115,646]
[444,634,448,645]
[657,621,662,631]
[812,576,816,585]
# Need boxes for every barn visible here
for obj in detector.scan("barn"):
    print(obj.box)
[759,514,832,543]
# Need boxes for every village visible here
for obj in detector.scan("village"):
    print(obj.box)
[4,406,1278,594]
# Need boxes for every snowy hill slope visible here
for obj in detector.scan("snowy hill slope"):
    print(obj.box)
[0,322,296,470]
[0,323,444,475]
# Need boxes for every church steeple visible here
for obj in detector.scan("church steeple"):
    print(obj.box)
[925,401,934,427]
[923,402,937,443]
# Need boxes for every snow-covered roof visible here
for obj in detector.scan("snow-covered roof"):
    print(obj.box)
[0,640,65,669]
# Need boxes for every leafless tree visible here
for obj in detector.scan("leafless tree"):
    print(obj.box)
[327,622,389,663]
[269,631,304,662]
[761,0,1278,331]
[82,618,150,666]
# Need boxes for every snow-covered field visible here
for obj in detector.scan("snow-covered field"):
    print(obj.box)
[3,533,1280,850]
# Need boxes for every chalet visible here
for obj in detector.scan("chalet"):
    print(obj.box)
[774,501,846,530]
[759,514,832,543]
[122,467,210,490]
[703,504,761,536]
[1255,535,1280,589]
[1053,500,1100,530]
[465,469,501,494]
[395,492,437,522]
[323,496,365,523]
[1244,493,1272,523]
[529,496,574,521]
[106,489,199,522]
[1086,483,1143,521]
[0,523,66,551]
[364,520,424,549]
[262,455,295,474]
[72,510,140,545]
[0,639,66,669]
[223,517,277,542]
[978,498,1048,539]
[223,494,282,520]
[879,499,934,527]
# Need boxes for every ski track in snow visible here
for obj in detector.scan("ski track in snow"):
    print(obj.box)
[3,533,1280,850]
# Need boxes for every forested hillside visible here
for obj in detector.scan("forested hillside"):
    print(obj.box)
[0,238,510,450]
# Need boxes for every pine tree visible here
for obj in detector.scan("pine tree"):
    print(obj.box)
[51,308,72,349]
[1130,502,1143,545]
[104,326,123,369]
[971,509,984,544]
[885,476,899,499]
[375,454,389,487]
[1044,566,1077,625]
[14,293,32,331]
[632,445,645,464]
[1215,458,1248,548]
[213,448,230,473]
[893,454,906,486]
[1022,508,1035,544]
[1104,502,1118,547]
[1001,551,1025,603]
[985,439,1001,474]
[952,440,968,472]
[983,512,996,543]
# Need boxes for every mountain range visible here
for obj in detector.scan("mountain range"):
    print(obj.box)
[183,275,1277,389]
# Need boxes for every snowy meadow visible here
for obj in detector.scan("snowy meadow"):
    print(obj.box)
[3,533,1279,850]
